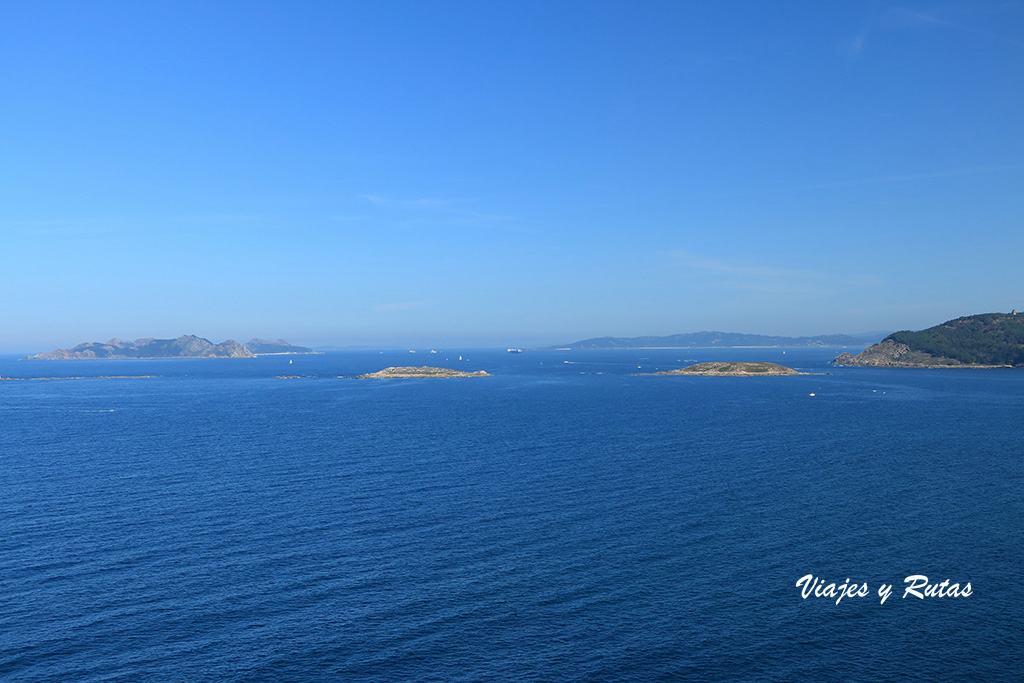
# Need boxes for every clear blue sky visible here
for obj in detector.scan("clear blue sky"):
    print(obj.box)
[3,1,1022,352]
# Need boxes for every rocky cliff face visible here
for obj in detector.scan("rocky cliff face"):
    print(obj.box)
[833,339,962,367]
[203,339,253,358]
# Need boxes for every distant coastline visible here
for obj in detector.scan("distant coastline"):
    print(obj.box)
[23,336,318,361]
[547,331,884,351]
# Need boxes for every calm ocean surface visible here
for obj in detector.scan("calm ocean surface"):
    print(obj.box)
[1,348,1021,682]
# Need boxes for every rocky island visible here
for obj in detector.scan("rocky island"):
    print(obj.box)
[833,312,1024,368]
[23,335,316,360]
[650,362,804,376]
[356,366,491,379]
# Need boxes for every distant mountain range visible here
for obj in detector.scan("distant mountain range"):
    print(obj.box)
[833,312,1024,367]
[23,336,316,360]
[552,331,885,350]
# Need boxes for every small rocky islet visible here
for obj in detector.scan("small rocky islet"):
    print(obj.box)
[650,362,804,376]
[356,366,491,379]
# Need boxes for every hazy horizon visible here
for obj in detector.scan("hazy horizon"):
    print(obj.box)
[3,2,1021,354]
[7,325,905,357]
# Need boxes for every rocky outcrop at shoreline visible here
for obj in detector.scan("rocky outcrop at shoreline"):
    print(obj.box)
[831,339,951,368]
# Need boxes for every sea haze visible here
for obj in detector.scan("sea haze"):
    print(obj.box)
[1,348,1021,681]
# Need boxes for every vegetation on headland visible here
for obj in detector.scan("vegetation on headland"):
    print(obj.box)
[833,312,1024,368]
[649,362,804,376]
[356,366,491,379]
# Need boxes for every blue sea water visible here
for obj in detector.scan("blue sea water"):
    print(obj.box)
[1,348,1021,682]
